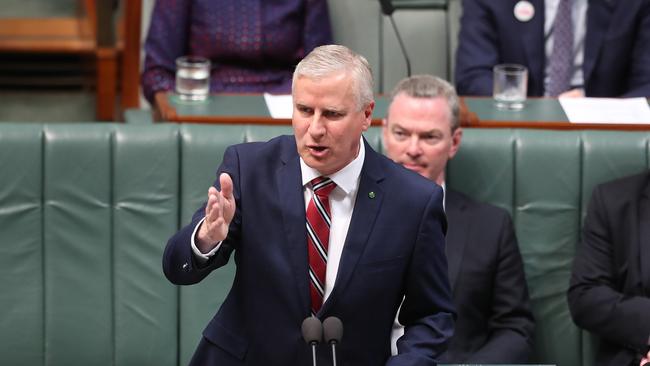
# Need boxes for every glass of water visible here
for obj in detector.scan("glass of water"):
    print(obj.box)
[493,64,528,110]
[175,56,211,101]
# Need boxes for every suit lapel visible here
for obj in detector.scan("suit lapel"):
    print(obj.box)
[320,141,385,314]
[639,180,650,295]
[584,0,616,85]
[444,190,470,291]
[276,148,310,313]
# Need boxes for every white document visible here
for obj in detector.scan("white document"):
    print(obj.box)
[559,97,650,124]
[263,93,293,119]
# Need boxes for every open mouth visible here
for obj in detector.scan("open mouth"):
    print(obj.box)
[309,145,328,152]
[403,162,425,171]
[307,145,329,158]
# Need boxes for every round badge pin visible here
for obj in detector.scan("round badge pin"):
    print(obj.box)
[514,0,535,22]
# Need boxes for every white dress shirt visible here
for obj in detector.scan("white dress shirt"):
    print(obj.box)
[191,138,365,305]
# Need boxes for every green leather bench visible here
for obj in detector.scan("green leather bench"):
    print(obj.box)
[1,123,649,366]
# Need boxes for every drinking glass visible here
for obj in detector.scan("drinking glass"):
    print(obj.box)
[175,56,211,101]
[493,64,528,110]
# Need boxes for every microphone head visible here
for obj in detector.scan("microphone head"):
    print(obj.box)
[301,317,323,345]
[322,316,343,344]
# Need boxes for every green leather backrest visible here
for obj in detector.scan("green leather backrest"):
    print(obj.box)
[448,129,650,366]
[1,123,649,366]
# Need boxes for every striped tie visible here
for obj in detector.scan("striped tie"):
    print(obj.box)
[306,177,336,315]
[548,0,574,96]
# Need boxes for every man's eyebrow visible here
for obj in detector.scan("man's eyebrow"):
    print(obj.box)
[390,122,409,132]
[391,123,438,135]
[324,107,346,113]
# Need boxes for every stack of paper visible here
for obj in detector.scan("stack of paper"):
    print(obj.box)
[559,97,650,124]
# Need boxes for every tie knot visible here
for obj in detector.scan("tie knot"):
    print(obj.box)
[311,177,336,198]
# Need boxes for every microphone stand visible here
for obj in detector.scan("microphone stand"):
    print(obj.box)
[330,342,338,366]
[310,341,318,366]
[388,13,411,77]
[379,0,412,77]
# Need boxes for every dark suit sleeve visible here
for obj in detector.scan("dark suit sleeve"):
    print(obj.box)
[162,145,242,285]
[568,185,650,350]
[622,2,650,97]
[388,186,456,365]
[454,0,499,96]
[467,212,535,363]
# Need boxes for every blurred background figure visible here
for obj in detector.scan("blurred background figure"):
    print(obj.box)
[141,0,332,105]
[568,170,650,366]
[383,74,535,364]
[455,0,650,98]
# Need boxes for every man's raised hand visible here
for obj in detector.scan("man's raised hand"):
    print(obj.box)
[196,173,236,252]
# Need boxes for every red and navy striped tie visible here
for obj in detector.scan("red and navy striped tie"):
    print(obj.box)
[306,177,336,315]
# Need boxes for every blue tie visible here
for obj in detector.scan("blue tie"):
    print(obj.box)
[548,0,574,96]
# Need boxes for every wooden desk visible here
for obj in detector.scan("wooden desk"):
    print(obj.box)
[156,92,478,126]
[464,97,650,130]
[157,93,293,125]
[156,93,650,130]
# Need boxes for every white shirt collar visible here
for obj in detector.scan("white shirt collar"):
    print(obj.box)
[300,137,365,194]
[441,181,446,210]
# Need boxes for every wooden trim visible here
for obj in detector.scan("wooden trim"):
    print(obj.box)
[156,93,484,127]
[0,18,96,53]
[155,92,177,121]
[96,47,118,120]
[471,120,650,130]
[458,98,478,127]
[120,0,143,110]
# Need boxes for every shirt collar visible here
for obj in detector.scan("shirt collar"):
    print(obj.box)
[300,137,365,195]
[441,181,446,210]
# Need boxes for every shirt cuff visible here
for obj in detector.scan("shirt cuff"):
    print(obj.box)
[190,217,222,263]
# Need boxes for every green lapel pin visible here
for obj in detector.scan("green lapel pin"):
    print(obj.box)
[368,191,376,199]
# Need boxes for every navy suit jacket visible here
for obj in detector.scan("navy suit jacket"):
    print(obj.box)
[455,0,650,97]
[441,189,535,363]
[163,135,455,366]
[568,171,650,366]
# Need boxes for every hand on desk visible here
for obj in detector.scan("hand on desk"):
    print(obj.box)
[559,88,585,98]
[197,173,236,252]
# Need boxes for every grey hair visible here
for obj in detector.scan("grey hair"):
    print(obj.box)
[293,44,374,110]
[389,74,460,131]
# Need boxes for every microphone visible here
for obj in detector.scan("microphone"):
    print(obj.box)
[301,317,323,366]
[378,0,411,77]
[322,317,343,366]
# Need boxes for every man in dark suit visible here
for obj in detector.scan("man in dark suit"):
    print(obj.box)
[383,74,535,363]
[455,0,650,98]
[163,45,455,365]
[568,171,650,366]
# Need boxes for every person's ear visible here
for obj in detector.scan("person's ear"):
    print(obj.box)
[448,127,463,159]
[361,101,375,131]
